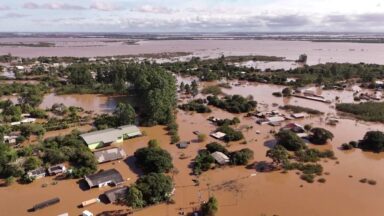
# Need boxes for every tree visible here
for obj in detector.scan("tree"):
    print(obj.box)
[282,87,292,97]
[185,84,191,94]
[309,128,334,145]
[67,63,93,85]
[201,196,218,216]
[275,130,305,151]
[179,82,185,92]
[113,103,136,126]
[134,143,173,173]
[18,87,44,107]
[230,148,254,165]
[0,143,18,177]
[205,142,229,155]
[23,156,42,171]
[359,131,384,152]
[191,80,199,97]
[197,133,207,142]
[125,185,145,208]
[266,145,289,166]
[136,173,173,205]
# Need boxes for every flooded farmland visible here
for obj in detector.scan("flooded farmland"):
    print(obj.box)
[2,78,384,216]
[1,38,384,65]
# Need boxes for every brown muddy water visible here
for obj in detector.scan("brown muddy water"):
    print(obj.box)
[1,38,384,65]
[2,80,384,216]
[3,93,134,113]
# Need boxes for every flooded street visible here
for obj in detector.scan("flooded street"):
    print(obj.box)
[1,38,384,65]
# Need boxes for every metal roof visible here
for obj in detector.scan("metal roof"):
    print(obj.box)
[84,169,124,188]
[211,151,230,165]
[94,148,127,163]
[104,186,128,203]
[80,125,141,145]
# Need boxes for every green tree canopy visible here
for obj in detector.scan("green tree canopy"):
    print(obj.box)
[134,142,173,174]
[201,196,219,216]
[275,130,305,151]
[136,173,173,205]
[359,131,384,152]
[309,128,334,145]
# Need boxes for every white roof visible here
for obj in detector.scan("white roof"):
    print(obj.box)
[82,210,94,216]
[16,66,25,70]
[80,125,141,145]
[292,113,308,118]
[210,132,226,139]
[211,151,230,165]
[21,118,36,123]
[267,116,285,123]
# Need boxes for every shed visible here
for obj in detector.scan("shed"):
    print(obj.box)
[177,141,190,149]
[94,147,126,164]
[267,116,285,123]
[211,151,230,165]
[291,113,308,119]
[104,186,128,203]
[27,167,46,179]
[33,197,60,211]
[84,169,124,188]
[48,164,67,176]
[210,132,226,140]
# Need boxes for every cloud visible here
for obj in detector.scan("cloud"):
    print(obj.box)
[0,4,10,10]
[0,13,29,19]
[133,5,175,14]
[23,2,85,10]
[90,1,125,11]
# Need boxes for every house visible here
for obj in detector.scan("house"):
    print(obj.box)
[84,169,124,188]
[267,116,285,124]
[281,123,305,133]
[210,132,226,140]
[27,167,46,179]
[177,141,190,149]
[80,125,142,150]
[211,151,230,165]
[48,164,67,176]
[291,113,308,119]
[104,186,128,203]
[3,135,17,144]
[94,148,127,164]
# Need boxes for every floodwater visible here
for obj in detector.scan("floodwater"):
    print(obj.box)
[1,38,384,65]
[2,79,384,216]
[3,93,134,113]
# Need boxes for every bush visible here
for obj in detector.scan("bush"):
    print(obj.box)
[201,85,223,95]
[217,125,244,142]
[193,150,215,175]
[230,148,254,165]
[300,174,315,183]
[272,92,282,97]
[197,134,207,142]
[205,142,229,155]
[201,196,218,216]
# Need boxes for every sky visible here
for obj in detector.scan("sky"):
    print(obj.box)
[0,0,383,32]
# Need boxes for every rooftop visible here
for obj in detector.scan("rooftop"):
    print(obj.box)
[80,125,141,145]
[84,169,124,188]
[104,186,128,203]
[211,151,230,165]
[94,148,127,163]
